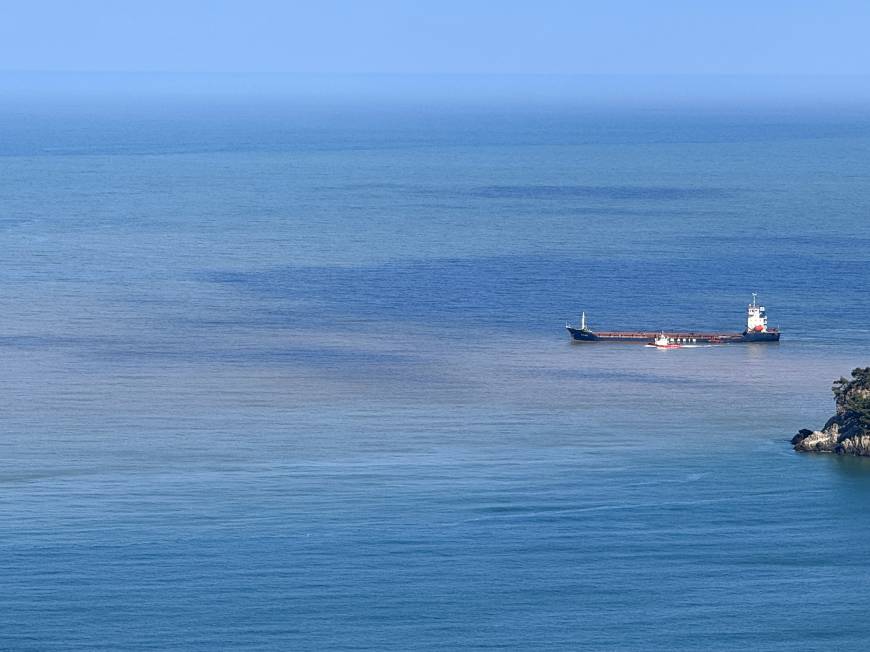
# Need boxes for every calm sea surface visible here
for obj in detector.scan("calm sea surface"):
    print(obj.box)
[1,96,870,650]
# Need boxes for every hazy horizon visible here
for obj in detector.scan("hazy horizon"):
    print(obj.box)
[6,1,870,107]
[4,71,870,109]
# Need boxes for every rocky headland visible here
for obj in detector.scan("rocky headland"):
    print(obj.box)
[792,367,870,455]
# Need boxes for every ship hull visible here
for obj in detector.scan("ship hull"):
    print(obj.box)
[566,327,780,344]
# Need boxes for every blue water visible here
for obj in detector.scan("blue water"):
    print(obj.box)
[2,95,870,650]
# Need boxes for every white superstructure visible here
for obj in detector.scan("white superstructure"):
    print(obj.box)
[746,293,768,333]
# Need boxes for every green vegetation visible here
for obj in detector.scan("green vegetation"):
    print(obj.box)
[833,367,870,427]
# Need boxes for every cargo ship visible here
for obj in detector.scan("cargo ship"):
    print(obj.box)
[566,294,781,344]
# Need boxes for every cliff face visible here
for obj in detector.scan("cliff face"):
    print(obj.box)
[793,367,870,455]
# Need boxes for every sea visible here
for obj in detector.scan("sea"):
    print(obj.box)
[1,81,870,650]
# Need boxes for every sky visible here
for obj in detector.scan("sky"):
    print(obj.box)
[0,0,868,75]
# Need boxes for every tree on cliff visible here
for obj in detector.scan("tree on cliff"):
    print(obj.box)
[794,367,870,455]
[832,367,870,427]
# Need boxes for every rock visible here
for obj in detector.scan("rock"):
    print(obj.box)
[791,429,815,445]
[793,367,870,456]
[792,429,836,452]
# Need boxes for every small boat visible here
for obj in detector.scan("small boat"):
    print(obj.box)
[647,332,681,349]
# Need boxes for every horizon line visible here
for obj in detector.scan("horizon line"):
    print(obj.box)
[3,70,870,78]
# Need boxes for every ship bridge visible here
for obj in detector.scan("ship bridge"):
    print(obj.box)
[746,293,768,333]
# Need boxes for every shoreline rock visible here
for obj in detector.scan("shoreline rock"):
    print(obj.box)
[793,367,870,456]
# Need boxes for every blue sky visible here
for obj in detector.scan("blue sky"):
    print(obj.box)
[0,0,868,75]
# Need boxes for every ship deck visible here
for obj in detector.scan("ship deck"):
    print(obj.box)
[593,331,742,339]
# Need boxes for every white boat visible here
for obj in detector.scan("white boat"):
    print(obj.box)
[647,332,681,349]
